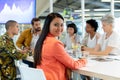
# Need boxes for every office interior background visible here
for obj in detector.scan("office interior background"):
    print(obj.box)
[0,0,120,41]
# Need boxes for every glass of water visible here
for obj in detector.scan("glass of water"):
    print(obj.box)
[82,51,89,58]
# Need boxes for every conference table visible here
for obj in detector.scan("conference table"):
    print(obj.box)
[25,54,120,80]
[73,55,120,80]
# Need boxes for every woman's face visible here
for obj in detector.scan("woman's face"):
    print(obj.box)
[85,23,94,33]
[67,27,74,35]
[102,22,112,33]
[49,17,64,37]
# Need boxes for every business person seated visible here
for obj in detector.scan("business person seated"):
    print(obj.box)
[82,14,120,55]
[16,18,41,67]
[82,19,100,48]
[16,17,41,51]
[34,13,87,80]
[0,20,27,80]
[63,23,81,50]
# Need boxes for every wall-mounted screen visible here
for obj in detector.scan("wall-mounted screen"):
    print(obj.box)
[0,0,36,24]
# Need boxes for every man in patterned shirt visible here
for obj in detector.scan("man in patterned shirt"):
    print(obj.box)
[0,20,27,80]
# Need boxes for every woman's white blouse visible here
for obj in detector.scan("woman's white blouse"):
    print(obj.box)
[63,33,81,50]
[82,32,100,48]
[98,31,120,55]
[87,33,97,48]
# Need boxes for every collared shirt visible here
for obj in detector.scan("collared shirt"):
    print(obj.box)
[30,34,39,49]
[0,33,27,80]
[0,33,17,55]
[0,33,26,59]
[30,28,41,49]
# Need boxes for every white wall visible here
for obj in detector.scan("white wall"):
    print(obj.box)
[36,0,56,17]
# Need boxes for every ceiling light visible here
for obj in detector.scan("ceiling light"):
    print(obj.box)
[101,0,111,2]
[114,1,120,3]
[115,10,120,11]
[74,9,90,12]
[101,0,120,2]
[94,9,110,11]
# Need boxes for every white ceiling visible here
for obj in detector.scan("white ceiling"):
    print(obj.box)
[37,0,120,18]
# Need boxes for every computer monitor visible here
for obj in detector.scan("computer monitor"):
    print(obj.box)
[0,0,36,24]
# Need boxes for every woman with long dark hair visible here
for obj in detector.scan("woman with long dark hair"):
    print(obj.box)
[34,13,87,80]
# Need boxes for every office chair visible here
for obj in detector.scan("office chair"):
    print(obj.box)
[18,66,46,80]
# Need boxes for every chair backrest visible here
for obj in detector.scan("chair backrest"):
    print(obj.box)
[18,66,46,80]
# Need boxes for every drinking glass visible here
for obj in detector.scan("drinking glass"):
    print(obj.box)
[82,51,89,58]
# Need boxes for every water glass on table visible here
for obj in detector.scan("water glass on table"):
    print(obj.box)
[72,43,83,58]
[82,51,89,59]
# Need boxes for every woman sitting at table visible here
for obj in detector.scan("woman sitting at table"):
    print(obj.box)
[63,23,81,50]
[82,14,120,55]
[34,13,87,80]
[82,19,100,48]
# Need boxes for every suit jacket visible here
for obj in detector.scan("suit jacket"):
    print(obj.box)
[16,28,32,48]
[37,33,86,80]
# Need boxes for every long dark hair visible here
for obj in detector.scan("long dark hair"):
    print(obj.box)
[34,13,64,67]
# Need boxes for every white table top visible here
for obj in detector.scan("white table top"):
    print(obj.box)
[73,55,120,80]
[26,54,120,80]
